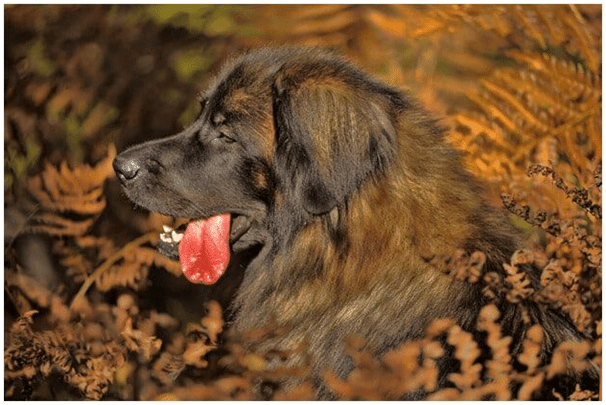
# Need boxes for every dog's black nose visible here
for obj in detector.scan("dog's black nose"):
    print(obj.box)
[113,155,141,184]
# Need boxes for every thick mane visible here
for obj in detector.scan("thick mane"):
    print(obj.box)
[230,67,512,377]
[223,48,592,394]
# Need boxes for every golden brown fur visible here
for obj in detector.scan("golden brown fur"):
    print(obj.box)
[229,86,518,387]
[114,47,593,399]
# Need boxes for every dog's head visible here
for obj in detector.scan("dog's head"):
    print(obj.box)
[113,47,401,285]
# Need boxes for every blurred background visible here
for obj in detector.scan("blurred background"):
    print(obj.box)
[4,5,602,400]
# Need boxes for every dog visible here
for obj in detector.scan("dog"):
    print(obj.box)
[113,47,595,398]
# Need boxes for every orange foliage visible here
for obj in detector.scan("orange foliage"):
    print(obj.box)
[4,4,600,401]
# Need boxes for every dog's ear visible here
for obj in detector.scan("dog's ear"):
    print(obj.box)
[272,63,397,215]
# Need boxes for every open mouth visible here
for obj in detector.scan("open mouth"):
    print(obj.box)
[158,214,252,285]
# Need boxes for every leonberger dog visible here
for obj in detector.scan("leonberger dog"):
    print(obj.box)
[114,47,594,398]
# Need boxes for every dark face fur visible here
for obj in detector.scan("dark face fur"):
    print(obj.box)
[113,55,281,257]
[113,48,401,259]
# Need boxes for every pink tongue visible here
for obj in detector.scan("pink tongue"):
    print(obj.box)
[179,213,231,285]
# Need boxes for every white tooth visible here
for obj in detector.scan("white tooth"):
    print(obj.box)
[162,225,173,233]
[172,230,183,242]
[160,233,172,243]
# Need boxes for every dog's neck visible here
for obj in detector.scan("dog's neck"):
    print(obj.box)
[232,110,521,334]
[232,162,511,329]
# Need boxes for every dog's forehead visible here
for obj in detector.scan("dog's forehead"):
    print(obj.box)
[203,48,339,106]
[200,65,266,118]
[205,53,275,98]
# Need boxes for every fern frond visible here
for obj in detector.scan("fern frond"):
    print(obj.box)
[289,6,357,37]
[503,262,535,304]
[531,5,565,45]
[6,273,71,322]
[24,144,116,237]
[528,165,601,219]
[464,93,518,134]
[479,77,552,134]
[96,245,182,292]
[517,325,544,375]
[477,305,513,382]
[513,5,547,49]
[365,6,409,40]
[493,70,583,123]
[25,214,96,237]
[453,112,512,151]
[506,51,600,99]
[455,44,601,195]
[257,5,355,40]
[70,232,157,308]
[70,230,183,308]
[121,317,162,362]
[564,5,600,72]
[97,261,150,292]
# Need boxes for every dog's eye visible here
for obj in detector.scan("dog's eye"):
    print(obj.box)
[215,132,236,144]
